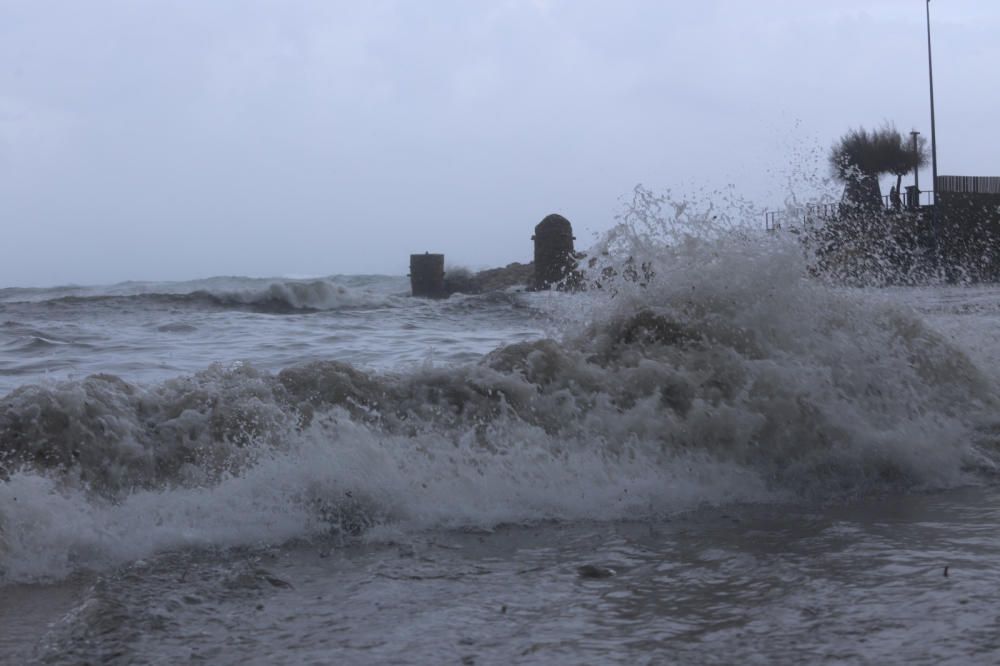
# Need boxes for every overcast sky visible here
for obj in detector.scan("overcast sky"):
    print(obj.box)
[2,0,998,286]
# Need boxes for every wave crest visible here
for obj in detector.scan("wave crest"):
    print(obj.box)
[2,276,406,313]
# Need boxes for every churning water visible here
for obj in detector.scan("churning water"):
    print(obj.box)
[3,199,1000,664]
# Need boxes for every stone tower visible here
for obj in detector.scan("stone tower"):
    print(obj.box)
[532,214,575,290]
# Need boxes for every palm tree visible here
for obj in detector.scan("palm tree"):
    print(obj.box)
[829,124,927,211]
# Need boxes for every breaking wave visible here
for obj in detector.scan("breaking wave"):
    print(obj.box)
[2,191,1000,583]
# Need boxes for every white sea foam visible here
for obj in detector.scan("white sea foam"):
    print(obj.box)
[0,413,774,581]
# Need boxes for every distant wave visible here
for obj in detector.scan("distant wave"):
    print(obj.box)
[1,277,408,313]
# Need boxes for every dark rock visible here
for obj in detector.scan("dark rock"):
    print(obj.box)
[441,262,535,296]
[577,564,616,579]
[471,262,535,292]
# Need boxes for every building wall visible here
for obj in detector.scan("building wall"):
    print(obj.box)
[936,191,1000,280]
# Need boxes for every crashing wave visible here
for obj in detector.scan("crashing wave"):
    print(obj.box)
[2,190,999,582]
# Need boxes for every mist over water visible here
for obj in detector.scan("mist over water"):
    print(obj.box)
[3,188,1000,663]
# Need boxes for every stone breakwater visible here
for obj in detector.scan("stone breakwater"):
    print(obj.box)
[442,262,535,295]
[411,213,579,297]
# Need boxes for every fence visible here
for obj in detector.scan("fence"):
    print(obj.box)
[764,191,935,231]
[936,175,1000,195]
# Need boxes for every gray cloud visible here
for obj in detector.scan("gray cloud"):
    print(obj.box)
[2,0,997,285]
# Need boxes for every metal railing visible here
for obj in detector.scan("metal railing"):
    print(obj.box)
[765,191,936,231]
[881,190,935,210]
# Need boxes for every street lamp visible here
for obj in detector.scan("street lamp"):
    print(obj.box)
[926,0,939,205]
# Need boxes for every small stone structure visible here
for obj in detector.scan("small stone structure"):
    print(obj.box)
[409,252,446,298]
[532,213,576,290]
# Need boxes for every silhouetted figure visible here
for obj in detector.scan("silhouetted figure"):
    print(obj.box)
[890,186,902,211]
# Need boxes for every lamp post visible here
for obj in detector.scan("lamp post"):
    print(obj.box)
[926,0,938,205]
[910,130,920,208]
[925,0,941,270]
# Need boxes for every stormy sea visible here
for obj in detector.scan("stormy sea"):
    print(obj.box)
[3,203,1000,664]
